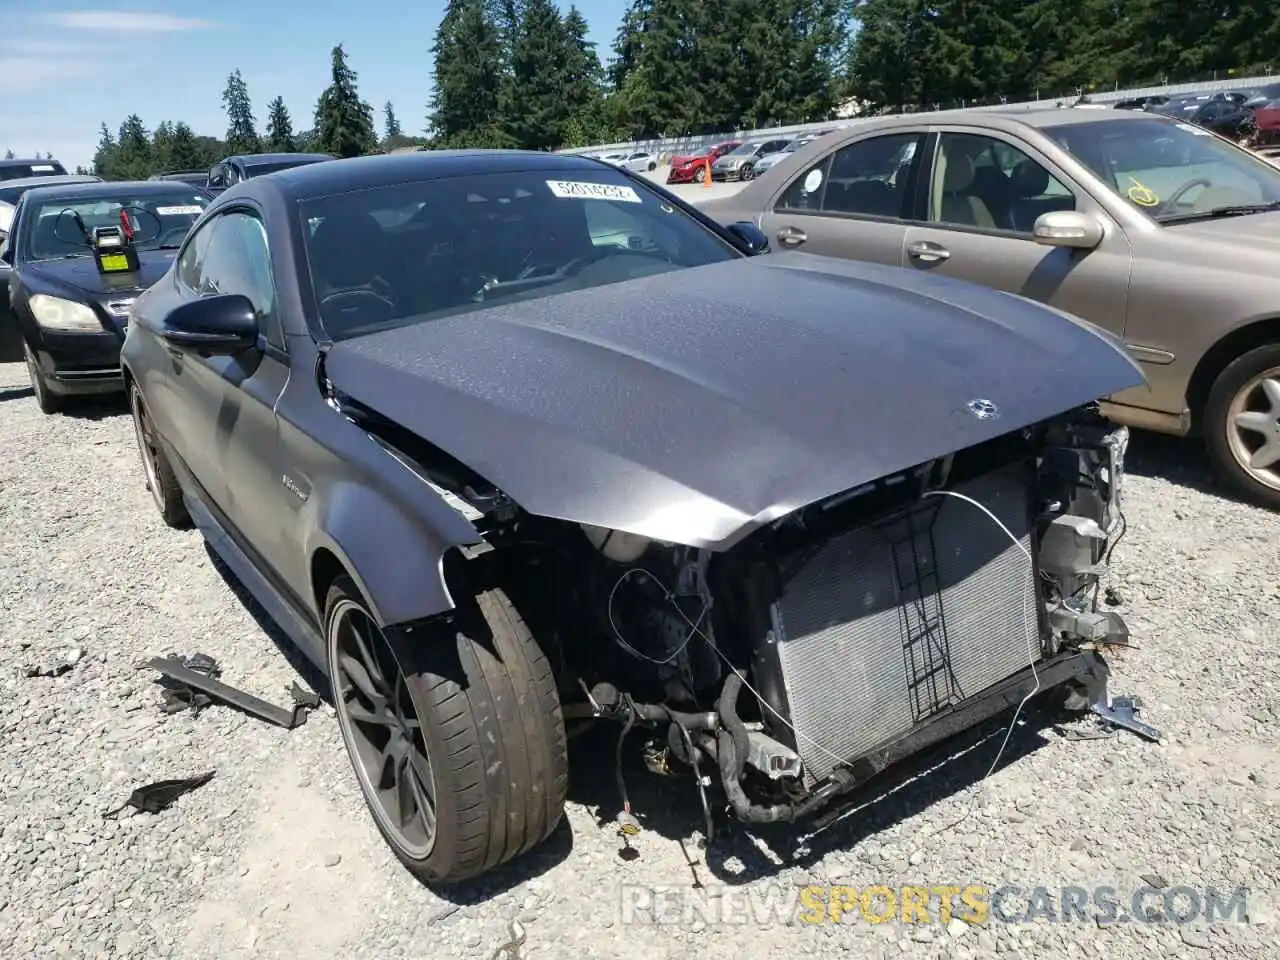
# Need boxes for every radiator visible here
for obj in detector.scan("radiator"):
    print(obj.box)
[770,463,1040,785]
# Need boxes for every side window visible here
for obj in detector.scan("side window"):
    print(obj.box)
[776,133,921,219]
[930,132,1076,234]
[193,211,281,346]
[176,216,219,291]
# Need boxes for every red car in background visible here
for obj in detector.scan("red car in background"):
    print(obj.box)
[1253,99,1280,147]
[666,140,743,184]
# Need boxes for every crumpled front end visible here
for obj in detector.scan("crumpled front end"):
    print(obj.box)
[549,405,1132,829]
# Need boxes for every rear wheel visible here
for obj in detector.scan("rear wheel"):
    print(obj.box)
[130,384,191,528]
[326,577,567,884]
[23,341,61,415]
[1204,343,1280,509]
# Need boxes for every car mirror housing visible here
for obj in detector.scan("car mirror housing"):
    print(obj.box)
[1032,210,1105,250]
[726,220,771,255]
[159,293,260,356]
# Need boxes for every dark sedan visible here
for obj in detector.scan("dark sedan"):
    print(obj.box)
[123,149,1141,885]
[3,180,209,412]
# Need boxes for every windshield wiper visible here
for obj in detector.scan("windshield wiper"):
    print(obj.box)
[1162,200,1280,223]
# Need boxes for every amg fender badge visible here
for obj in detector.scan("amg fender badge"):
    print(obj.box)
[966,398,1000,421]
[281,473,310,502]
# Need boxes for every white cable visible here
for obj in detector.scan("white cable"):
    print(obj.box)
[606,567,703,666]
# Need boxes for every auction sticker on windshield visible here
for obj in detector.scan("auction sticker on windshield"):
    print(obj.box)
[546,180,642,203]
[155,205,204,216]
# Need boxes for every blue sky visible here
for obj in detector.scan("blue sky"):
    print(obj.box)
[0,2,627,172]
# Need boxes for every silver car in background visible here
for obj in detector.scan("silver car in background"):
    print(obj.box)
[712,137,792,181]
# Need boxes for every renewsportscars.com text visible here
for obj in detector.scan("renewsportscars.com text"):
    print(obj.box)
[618,883,1251,927]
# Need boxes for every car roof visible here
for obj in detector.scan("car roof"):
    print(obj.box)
[231,152,334,166]
[0,174,101,190]
[838,105,1183,134]
[0,158,65,167]
[259,149,621,200]
[18,179,211,204]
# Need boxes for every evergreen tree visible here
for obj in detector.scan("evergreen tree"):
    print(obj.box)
[503,0,577,149]
[91,124,117,178]
[221,69,261,154]
[429,0,506,147]
[169,122,205,170]
[266,96,297,152]
[114,114,154,180]
[152,120,176,171]
[559,5,608,146]
[313,44,377,157]
[383,101,403,140]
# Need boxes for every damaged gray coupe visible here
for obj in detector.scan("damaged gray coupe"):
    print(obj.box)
[121,150,1144,884]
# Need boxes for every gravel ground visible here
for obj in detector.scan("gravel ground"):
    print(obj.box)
[0,357,1277,960]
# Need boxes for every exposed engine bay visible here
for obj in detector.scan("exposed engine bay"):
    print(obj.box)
[359,399,1130,834]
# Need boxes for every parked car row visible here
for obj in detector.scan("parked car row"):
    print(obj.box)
[701,105,1280,509]
[665,131,838,186]
[5,146,1145,890]
[1114,82,1280,145]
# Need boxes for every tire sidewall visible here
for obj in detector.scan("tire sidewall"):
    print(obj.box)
[323,577,463,881]
[1204,343,1280,507]
[23,341,58,414]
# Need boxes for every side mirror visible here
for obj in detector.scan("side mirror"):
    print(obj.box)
[159,293,259,356]
[1032,210,1105,250]
[727,220,770,255]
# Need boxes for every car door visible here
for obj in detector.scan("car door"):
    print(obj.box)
[137,213,223,493]
[180,208,294,573]
[759,130,927,263]
[900,128,1132,337]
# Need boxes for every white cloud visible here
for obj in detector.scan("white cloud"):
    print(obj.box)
[0,57,103,92]
[46,12,213,32]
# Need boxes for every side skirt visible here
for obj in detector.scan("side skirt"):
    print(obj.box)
[164,439,328,670]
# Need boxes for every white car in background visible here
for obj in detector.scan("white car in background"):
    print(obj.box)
[601,150,658,173]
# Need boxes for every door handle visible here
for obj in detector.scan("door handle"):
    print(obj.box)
[908,241,951,262]
[776,225,807,246]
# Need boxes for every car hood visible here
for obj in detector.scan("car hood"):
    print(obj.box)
[1165,209,1280,249]
[24,251,176,299]
[325,253,1144,550]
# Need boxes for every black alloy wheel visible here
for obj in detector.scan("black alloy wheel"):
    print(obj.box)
[330,593,439,860]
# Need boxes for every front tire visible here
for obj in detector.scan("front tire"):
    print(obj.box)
[130,384,191,528]
[1204,343,1280,509]
[326,577,567,884]
[694,166,707,183]
[23,341,61,415]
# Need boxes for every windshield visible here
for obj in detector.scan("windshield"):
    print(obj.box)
[299,167,741,340]
[1043,117,1280,222]
[22,190,209,260]
[728,142,767,157]
[0,183,39,205]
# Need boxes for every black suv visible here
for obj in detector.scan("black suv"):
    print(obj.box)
[0,158,69,181]
[205,153,334,195]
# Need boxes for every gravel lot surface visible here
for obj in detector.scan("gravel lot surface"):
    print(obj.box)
[0,340,1277,960]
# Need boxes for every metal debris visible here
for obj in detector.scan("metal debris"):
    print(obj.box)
[145,654,321,729]
[1091,694,1162,742]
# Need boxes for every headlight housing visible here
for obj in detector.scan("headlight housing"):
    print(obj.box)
[28,293,104,332]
